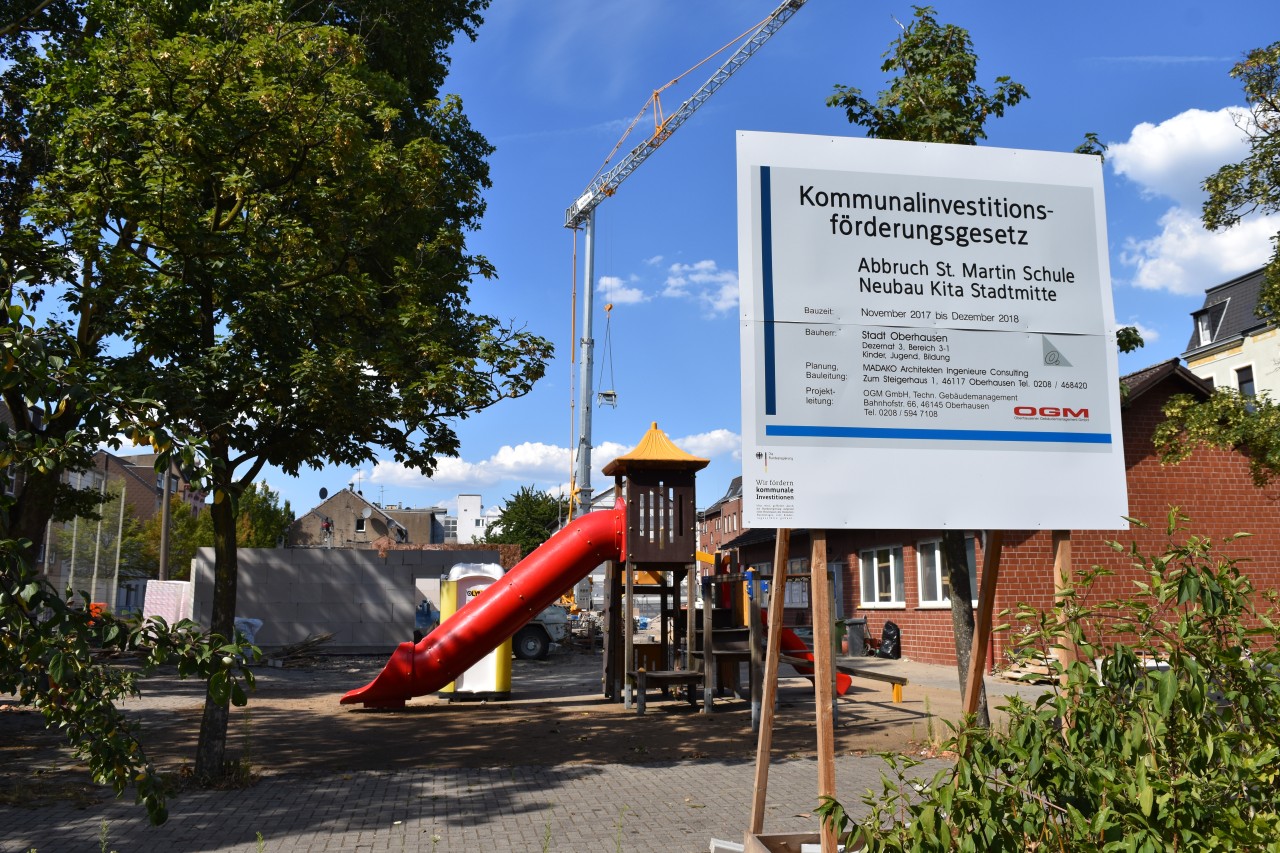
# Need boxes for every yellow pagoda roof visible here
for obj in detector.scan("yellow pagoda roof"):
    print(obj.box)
[602,422,710,476]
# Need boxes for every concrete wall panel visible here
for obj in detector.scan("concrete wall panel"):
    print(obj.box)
[190,546,507,652]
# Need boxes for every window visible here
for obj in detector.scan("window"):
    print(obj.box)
[918,537,979,607]
[785,557,810,607]
[2,464,17,497]
[1237,365,1256,398]
[859,546,904,607]
[355,518,366,534]
[1196,311,1214,346]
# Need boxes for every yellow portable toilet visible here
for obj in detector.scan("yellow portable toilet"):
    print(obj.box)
[438,563,512,699]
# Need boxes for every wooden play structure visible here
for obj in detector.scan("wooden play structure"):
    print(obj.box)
[598,422,708,711]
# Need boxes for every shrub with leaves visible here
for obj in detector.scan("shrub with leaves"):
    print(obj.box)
[1,548,258,825]
[826,511,1280,851]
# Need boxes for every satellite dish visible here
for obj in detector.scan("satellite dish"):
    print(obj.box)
[362,507,373,519]
[319,487,328,500]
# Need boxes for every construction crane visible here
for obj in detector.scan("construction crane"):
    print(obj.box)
[565,0,808,515]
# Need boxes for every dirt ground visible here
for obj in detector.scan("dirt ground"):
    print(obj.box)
[1,645,962,806]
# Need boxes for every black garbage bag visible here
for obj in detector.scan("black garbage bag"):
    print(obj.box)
[875,620,901,659]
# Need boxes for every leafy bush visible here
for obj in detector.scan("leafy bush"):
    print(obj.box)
[829,511,1280,851]
[1,552,259,824]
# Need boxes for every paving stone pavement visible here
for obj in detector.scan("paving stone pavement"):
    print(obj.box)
[0,755,950,852]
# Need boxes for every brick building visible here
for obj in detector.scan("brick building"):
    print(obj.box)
[698,476,745,554]
[713,360,1280,669]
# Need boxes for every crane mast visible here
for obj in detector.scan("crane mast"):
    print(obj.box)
[567,0,807,514]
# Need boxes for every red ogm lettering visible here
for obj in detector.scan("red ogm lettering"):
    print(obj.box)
[1014,406,1089,418]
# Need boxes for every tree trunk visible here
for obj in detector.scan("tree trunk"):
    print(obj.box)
[194,454,238,781]
[943,530,988,726]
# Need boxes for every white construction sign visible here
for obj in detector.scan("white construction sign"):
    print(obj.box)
[738,132,1128,530]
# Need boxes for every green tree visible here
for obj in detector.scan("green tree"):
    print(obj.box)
[121,494,211,582]
[1,295,256,826]
[829,5,1033,726]
[485,486,569,558]
[1156,41,1280,479]
[235,481,293,549]
[828,8,1135,728]
[826,6,1028,146]
[15,0,551,781]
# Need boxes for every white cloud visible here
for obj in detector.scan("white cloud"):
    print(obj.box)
[365,430,741,496]
[1110,108,1276,294]
[368,442,570,490]
[597,274,647,305]
[674,429,741,460]
[644,255,664,266]
[664,260,739,314]
[1120,207,1275,295]
[1115,320,1159,345]
[1110,107,1250,209]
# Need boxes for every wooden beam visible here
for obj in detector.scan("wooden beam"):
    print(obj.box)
[1052,530,1079,716]
[624,559,635,710]
[686,565,697,672]
[809,531,837,853]
[963,531,1004,718]
[748,528,790,836]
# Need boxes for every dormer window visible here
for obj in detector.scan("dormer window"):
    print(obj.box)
[1196,312,1213,346]
[1192,301,1227,348]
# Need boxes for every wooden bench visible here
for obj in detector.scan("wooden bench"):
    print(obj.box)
[627,669,702,715]
[779,655,909,703]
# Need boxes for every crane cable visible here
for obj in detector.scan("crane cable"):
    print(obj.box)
[596,302,616,407]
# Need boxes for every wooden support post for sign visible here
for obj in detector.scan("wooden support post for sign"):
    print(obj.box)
[809,531,838,853]
[747,529,791,836]
[749,571,764,731]
[963,531,1004,718]
[1052,531,1078,693]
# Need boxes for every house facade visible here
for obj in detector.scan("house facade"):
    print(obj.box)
[287,487,441,548]
[1181,267,1279,397]
[710,360,1280,669]
[698,475,745,554]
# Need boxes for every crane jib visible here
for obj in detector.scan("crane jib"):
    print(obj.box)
[562,0,808,229]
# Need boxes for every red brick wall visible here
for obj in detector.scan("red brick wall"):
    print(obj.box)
[732,379,1280,669]
[881,382,1280,668]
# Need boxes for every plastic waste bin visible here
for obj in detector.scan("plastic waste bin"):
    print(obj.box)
[843,618,867,657]
[439,563,512,698]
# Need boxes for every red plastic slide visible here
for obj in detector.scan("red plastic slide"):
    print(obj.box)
[761,611,854,696]
[341,503,626,708]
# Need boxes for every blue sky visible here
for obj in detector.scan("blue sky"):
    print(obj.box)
[265,0,1279,520]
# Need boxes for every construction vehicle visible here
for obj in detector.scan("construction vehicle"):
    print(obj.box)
[512,603,571,660]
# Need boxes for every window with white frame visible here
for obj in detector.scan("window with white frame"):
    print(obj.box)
[917,537,979,607]
[355,517,367,534]
[859,546,904,607]
[2,464,17,497]
[785,557,810,607]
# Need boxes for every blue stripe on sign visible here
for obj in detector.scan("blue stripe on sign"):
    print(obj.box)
[765,425,1112,444]
[760,166,776,416]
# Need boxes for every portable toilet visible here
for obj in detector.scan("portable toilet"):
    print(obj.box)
[439,563,512,698]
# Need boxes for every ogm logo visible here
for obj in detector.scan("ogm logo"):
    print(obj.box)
[1014,405,1089,419]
